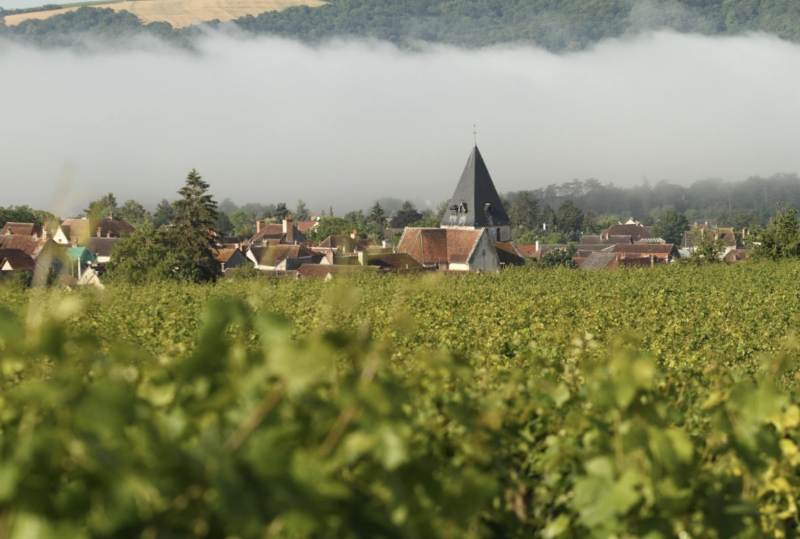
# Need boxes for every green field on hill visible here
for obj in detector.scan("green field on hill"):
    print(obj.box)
[2,261,800,537]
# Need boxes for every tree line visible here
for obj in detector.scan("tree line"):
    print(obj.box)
[2,0,800,51]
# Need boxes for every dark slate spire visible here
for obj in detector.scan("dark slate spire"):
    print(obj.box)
[441,145,511,228]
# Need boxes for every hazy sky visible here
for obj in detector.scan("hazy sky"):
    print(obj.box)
[2,31,800,216]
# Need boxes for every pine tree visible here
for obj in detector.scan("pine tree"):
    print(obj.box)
[153,199,176,228]
[174,169,218,233]
[274,203,289,220]
[172,169,219,281]
[294,200,310,221]
[369,202,385,224]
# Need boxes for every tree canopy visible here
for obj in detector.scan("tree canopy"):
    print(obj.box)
[4,1,800,52]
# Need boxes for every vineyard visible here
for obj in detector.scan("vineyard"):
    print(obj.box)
[2,261,800,537]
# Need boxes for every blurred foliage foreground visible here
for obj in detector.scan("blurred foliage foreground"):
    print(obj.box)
[3,267,800,537]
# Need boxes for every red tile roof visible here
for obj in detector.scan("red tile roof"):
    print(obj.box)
[296,221,318,233]
[601,224,654,242]
[493,242,525,266]
[1,222,42,237]
[0,249,36,271]
[611,244,679,258]
[0,235,49,258]
[259,245,314,266]
[397,228,483,265]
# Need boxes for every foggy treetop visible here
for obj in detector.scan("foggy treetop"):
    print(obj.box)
[1,0,800,50]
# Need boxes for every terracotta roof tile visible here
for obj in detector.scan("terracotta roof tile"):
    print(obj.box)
[1,223,42,236]
[493,241,525,266]
[0,249,37,271]
[602,224,654,242]
[259,245,314,266]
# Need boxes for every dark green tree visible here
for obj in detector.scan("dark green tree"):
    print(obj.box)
[230,209,256,238]
[152,199,176,228]
[652,209,689,245]
[508,191,539,231]
[173,170,218,233]
[84,192,117,219]
[687,228,726,264]
[216,212,235,237]
[369,202,386,225]
[294,200,310,221]
[392,201,423,229]
[105,226,207,284]
[537,249,578,269]
[307,216,352,243]
[754,209,800,260]
[171,169,220,281]
[582,207,600,234]
[556,199,584,240]
[274,203,289,220]
[118,199,149,226]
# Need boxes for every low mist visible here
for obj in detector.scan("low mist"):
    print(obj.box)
[1,30,800,215]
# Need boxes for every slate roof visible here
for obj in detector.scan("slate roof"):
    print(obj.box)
[80,237,121,258]
[259,245,314,267]
[60,217,135,240]
[0,249,36,271]
[580,252,619,271]
[397,228,484,265]
[440,146,511,228]
[1,222,42,237]
[493,242,525,266]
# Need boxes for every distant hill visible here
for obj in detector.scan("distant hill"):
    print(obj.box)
[3,0,323,28]
[1,0,799,50]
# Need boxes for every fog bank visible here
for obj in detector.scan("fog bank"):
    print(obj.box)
[1,31,800,215]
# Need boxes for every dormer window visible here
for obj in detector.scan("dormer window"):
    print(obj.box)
[459,203,468,213]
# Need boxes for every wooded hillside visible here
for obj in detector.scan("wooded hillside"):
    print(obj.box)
[1,0,799,49]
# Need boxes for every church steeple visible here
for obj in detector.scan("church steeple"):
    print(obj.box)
[441,145,511,231]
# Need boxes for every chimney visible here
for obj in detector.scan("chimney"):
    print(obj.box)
[43,227,49,240]
[742,227,748,238]
[96,227,102,238]
[358,251,367,266]
[109,212,115,220]
[350,229,358,240]
[283,217,294,244]
[257,220,263,233]
[106,231,111,238]
[535,240,540,251]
